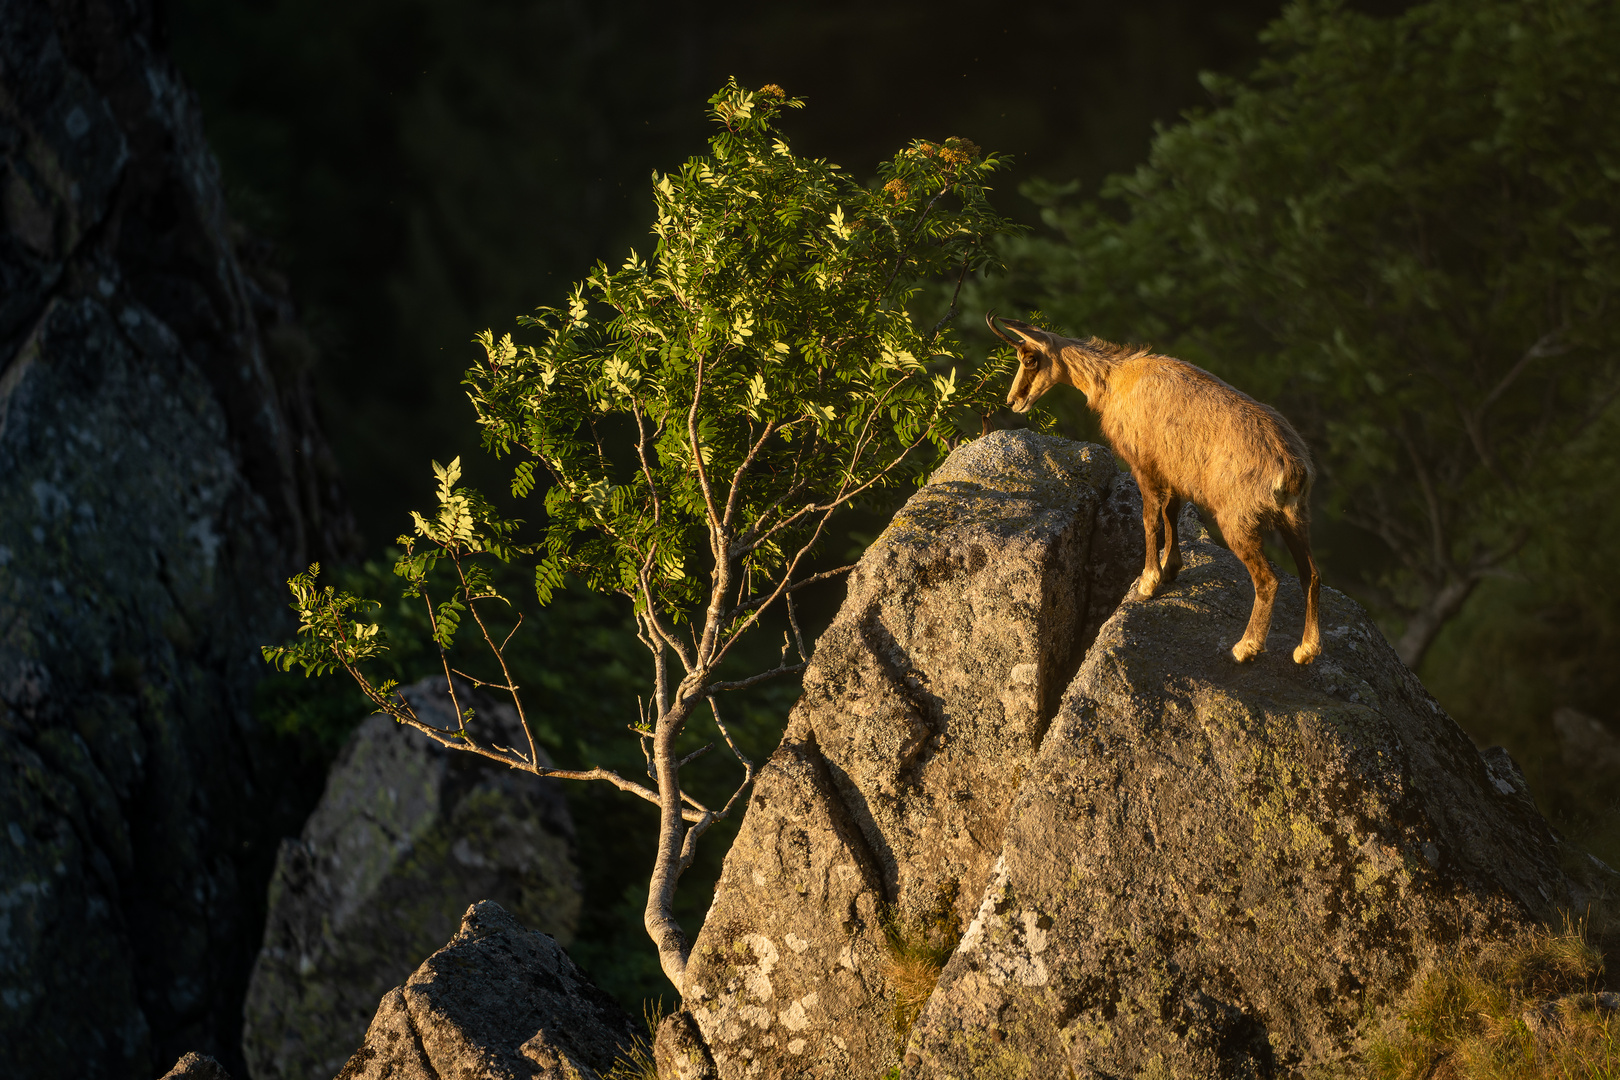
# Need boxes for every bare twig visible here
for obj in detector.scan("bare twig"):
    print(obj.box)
[706,696,755,772]
[785,590,809,662]
[498,612,524,654]
[678,743,714,768]
[705,662,808,694]
[735,562,857,612]
[633,407,663,524]
[722,419,781,531]
[688,352,722,536]
[448,668,517,693]
[454,553,540,773]
[928,255,973,342]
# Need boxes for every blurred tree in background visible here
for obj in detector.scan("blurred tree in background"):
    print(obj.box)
[964,0,1620,862]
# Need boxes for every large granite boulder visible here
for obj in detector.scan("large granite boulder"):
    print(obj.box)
[0,2,351,1076]
[680,430,1143,1079]
[668,431,1609,1079]
[903,507,1601,1077]
[338,900,638,1080]
[244,678,582,1080]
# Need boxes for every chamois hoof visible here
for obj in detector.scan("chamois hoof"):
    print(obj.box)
[1293,642,1321,665]
[1231,639,1264,663]
[1136,573,1161,599]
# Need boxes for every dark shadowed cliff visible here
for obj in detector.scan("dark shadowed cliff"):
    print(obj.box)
[1,1,352,1075]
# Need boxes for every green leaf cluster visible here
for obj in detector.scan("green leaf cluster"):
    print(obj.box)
[262,563,391,678]
[466,79,1017,624]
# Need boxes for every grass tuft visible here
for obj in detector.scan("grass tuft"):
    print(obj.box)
[881,897,962,1040]
[604,999,667,1080]
[1366,919,1618,1080]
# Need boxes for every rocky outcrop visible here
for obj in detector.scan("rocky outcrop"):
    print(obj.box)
[669,430,1608,1079]
[337,900,638,1080]
[1553,706,1620,777]
[681,431,1143,1079]
[904,507,1587,1078]
[244,678,582,1080]
[160,1052,236,1080]
[0,2,351,1076]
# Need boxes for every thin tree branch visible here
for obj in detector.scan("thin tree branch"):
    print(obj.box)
[688,352,722,537]
[453,554,540,771]
[634,406,663,524]
[785,589,809,662]
[927,255,972,342]
[735,562,857,613]
[722,419,780,532]
[705,662,809,695]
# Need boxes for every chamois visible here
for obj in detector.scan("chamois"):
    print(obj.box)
[988,314,1321,665]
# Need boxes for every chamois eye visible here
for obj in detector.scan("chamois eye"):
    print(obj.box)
[1020,353,1040,369]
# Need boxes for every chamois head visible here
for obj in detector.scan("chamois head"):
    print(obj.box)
[987,313,1064,414]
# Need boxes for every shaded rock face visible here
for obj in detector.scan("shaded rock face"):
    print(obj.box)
[906,509,1588,1079]
[337,900,638,1080]
[1552,706,1620,777]
[682,431,1144,1079]
[244,678,582,1080]
[0,3,352,1076]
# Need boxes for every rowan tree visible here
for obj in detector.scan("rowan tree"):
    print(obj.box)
[265,79,1016,989]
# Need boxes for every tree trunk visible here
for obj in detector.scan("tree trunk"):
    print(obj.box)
[645,697,695,991]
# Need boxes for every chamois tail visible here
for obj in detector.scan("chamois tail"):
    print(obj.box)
[1271,455,1314,513]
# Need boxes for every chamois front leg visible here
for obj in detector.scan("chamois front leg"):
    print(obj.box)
[1224,520,1278,663]
[1160,495,1184,585]
[1137,484,1169,598]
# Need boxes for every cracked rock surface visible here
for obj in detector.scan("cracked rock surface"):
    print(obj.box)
[243,678,582,1080]
[667,430,1612,1079]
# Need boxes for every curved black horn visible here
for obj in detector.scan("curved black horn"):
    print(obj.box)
[985,310,1016,345]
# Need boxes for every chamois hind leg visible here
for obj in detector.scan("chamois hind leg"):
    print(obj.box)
[1223,517,1278,663]
[1160,495,1185,584]
[1279,508,1321,664]
[1137,482,1169,598]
